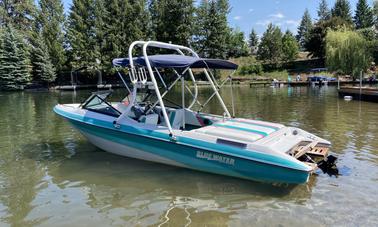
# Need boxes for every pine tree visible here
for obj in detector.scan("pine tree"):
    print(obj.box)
[0,0,37,38]
[332,0,353,23]
[31,32,56,86]
[296,9,313,49]
[93,0,107,70]
[66,0,98,69]
[354,0,374,29]
[149,0,194,46]
[248,29,258,54]
[282,30,299,62]
[0,26,31,90]
[194,0,231,59]
[257,23,283,64]
[102,0,148,61]
[374,0,378,29]
[227,28,249,58]
[318,0,331,21]
[36,0,66,72]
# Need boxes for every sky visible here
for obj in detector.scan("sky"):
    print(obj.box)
[60,0,375,37]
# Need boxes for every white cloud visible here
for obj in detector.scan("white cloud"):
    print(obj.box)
[233,16,242,20]
[256,20,272,26]
[248,8,254,13]
[269,12,285,19]
[285,20,299,26]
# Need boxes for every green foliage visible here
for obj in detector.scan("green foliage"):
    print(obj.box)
[248,29,258,54]
[358,27,378,63]
[227,28,249,58]
[318,0,331,21]
[263,70,288,80]
[257,23,283,64]
[373,0,378,29]
[326,29,370,78]
[149,0,194,46]
[100,0,148,70]
[305,17,353,58]
[0,0,36,37]
[31,32,56,85]
[66,0,98,69]
[238,63,263,76]
[282,30,299,62]
[332,0,353,23]
[194,0,231,59]
[0,26,31,90]
[296,9,313,49]
[354,0,374,29]
[36,0,66,72]
[357,27,377,41]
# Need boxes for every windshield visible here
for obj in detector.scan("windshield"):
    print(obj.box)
[82,91,121,117]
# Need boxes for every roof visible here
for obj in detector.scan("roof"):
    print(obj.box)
[112,54,238,70]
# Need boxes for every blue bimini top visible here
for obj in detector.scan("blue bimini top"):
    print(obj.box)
[112,54,238,70]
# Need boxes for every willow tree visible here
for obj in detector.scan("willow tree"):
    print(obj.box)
[325,29,370,79]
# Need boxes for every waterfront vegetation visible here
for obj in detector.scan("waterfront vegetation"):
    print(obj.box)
[0,0,378,90]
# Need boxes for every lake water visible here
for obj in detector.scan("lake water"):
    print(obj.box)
[0,85,377,226]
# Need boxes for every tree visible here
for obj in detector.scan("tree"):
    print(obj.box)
[282,30,299,62]
[354,0,374,29]
[0,0,37,38]
[31,32,56,86]
[296,9,312,49]
[36,0,66,72]
[332,0,353,23]
[227,28,249,58]
[0,26,31,90]
[372,0,378,29]
[66,0,98,69]
[326,29,370,78]
[149,0,194,46]
[248,29,258,54]
[318,0,331,21]
[257,23,283,64]
[102,0,148,63]
[194,0,231,59]
[305,17,353,58]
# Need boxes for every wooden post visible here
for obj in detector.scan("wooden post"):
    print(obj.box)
[360,71,362,100]
[337,75,340,90]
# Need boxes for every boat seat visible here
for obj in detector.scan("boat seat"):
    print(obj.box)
[169,109,185,129]
[139,113,159,125]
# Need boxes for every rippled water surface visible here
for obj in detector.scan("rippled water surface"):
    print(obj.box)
[0,86,378,226]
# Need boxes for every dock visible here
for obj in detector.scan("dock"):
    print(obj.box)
[338,86,378,102]
[248,80,378,87]
[54,84,124,91]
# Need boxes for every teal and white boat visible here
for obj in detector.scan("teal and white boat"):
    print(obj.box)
[54,41,332,184]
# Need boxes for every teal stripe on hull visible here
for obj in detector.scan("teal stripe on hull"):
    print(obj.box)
[230,119,280,131]
[69,119,310,184]
[214,123,269,137]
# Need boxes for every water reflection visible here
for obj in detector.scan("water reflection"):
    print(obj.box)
[43,141,315,226]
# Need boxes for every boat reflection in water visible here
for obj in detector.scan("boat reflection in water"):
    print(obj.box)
[45,140,317,226]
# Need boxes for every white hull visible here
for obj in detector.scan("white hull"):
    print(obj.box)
[81,130,187,168]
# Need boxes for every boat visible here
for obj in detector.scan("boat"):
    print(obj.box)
[54,41,333,184]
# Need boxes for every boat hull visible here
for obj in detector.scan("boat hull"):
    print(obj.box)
[68,119,310,184]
